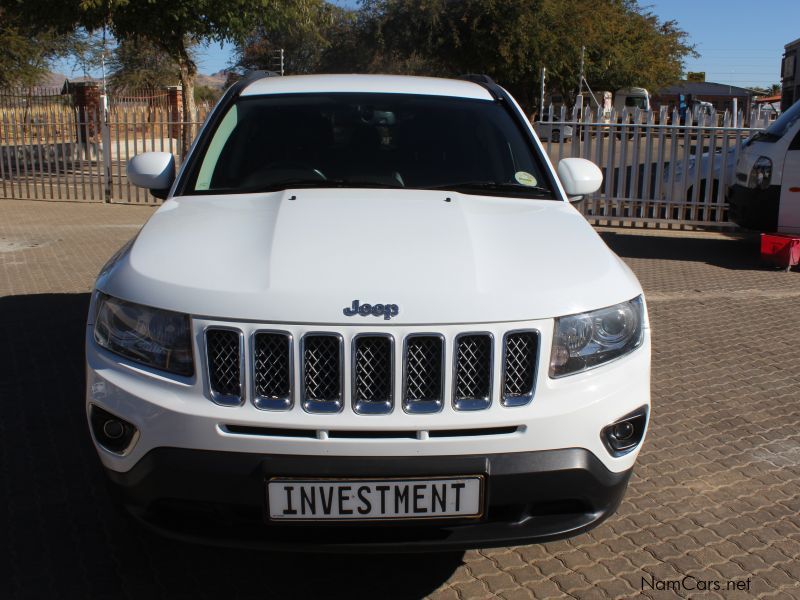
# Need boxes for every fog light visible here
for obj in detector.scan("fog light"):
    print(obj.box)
[90,405,138,455]
[601,407,648,457]
[102,419,125,440]
[612,421,634,441]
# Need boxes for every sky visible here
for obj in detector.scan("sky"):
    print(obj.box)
[53,0,798,90]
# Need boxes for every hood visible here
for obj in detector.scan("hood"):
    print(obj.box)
[98,189,642,324]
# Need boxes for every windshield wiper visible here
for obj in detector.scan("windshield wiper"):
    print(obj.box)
[422,180,555,197]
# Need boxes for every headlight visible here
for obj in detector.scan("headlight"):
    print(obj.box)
[94,294,194,376]
[748,156,772,189]
[550,296,644,377]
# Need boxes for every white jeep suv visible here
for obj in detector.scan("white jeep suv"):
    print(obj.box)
[86,73,650,551]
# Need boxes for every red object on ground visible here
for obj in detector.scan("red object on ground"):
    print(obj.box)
[760,233,800,269]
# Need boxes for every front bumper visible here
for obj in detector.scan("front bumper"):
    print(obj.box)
[85,322,651,474]
[728,183,780,231]
[106,447,632,551]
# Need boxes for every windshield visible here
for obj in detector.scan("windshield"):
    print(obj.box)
[184,93,555,199]
[624,96,648,110]
[760,99,800,141]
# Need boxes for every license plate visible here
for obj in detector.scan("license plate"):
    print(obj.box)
[267,476,484,521]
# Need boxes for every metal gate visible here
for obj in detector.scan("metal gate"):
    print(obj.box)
[536,105,772,229]
[0,88,210,204]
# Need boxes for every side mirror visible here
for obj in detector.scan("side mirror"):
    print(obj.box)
[557,157,603,202]
[127,152,175,199]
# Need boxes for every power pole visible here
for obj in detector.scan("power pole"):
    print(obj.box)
[539,67,546,119]
[576,45,585,116]
[271,48,285,76]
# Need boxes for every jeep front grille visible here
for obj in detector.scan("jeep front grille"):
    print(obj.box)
[403,335,445,414]
[352,335,393,414]
[204,327,539,413]
[502,331,539,407]
[205,328,243,406]
[301,334,343,413]
[453,333,493,411]
[253,332,292,410]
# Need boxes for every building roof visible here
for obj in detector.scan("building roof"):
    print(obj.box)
[755,95,781,103]
[242,74,493,100]
[655,80,755,97]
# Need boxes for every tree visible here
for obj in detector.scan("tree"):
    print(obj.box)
[235,1,352,75]
[107,37,180,90]
[0,7,79,87]
[2,0,311,148]
[102,0,309,149]
[340,0,695,112]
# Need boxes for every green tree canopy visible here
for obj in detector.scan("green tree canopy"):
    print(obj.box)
[235,0,352,75]
[2,0,313,146]
[236,0,693,112]
[107,37,181,90]
[0,7,80,87]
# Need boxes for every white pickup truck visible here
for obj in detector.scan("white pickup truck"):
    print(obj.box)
[86,73,650,551]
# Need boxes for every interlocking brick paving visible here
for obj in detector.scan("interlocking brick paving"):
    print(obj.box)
[1,199,799,599]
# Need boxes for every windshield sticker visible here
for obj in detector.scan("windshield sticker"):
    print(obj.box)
[514,171,537,186]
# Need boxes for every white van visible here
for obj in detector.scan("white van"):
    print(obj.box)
[613,87,650,114]
[729,100,800,233]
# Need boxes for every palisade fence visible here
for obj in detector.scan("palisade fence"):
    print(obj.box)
[0,87,773,229]
[538,104,772,228]
[0,87,211,204]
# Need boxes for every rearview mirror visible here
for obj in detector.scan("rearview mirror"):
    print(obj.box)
[557,158,603,202]
[127,152,175,199]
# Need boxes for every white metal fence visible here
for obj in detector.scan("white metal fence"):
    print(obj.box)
[0,101,210,204]
[0,95,772,229]
[536,104,771,228]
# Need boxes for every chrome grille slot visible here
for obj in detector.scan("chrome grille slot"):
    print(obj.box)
[502,330,539,407]
[301,333,343,413]
[223,424,317,438]
[403,334,444,414]
[453,333,493,411]
[428,426,520,438]
[352,334,393,415]
[205,328,243,406]
[253,332,292,410]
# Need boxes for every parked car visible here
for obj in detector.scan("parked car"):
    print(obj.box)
[534,114,573,142]
[661,145,738,204]
[729,98,800,233]
[87,72,650,551]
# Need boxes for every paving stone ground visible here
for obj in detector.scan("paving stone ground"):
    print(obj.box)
[1,199,799,600]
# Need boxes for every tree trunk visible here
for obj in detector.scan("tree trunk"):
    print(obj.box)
[178,55,197,157]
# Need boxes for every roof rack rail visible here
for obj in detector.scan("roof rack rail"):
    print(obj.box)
[459,74,496,85]
[242,70,281,82]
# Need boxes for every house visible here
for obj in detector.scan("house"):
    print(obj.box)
[651,80,754,115]
[754,94,781,117]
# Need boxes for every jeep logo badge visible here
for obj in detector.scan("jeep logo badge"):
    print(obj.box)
[343,299,399,320]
